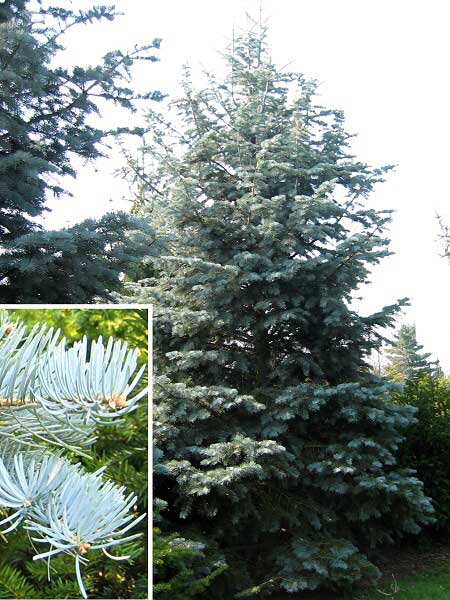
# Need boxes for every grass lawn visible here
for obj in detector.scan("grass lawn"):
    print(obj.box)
[269,543,450,599]
[356,567,450,600]
[256,544,450,599]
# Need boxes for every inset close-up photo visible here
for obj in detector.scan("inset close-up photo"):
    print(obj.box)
[0,307,150,600]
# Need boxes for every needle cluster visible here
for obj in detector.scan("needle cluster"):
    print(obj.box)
[0,312,148,598]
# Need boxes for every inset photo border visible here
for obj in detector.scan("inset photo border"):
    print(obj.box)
[0,304,151,600]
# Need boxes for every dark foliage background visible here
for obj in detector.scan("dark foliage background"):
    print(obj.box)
[394,374,450,537]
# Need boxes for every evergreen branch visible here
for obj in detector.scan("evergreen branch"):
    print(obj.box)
[0,312,148,598]
[0,453,145,600]
[28,45,148,126]
[0,563,36,599]
[35,335,148,427]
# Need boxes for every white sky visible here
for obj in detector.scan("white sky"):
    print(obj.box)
[41,0,450,370]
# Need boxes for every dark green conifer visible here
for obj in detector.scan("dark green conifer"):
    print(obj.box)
[386,324,438,382]
[128,20,433,596]
[0,212,158,302]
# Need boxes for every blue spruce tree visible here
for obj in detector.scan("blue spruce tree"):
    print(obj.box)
[128,20,433,597]
[0,0,161,302]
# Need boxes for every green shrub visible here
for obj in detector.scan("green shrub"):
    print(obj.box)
[394,374,450,534]
[153,510,227,600]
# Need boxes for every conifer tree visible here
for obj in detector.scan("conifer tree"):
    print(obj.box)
[0,310,148,598]
[386,324,438,382]
[0,212,158,303]
[128,20,433,596]
[0,0,161,301]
